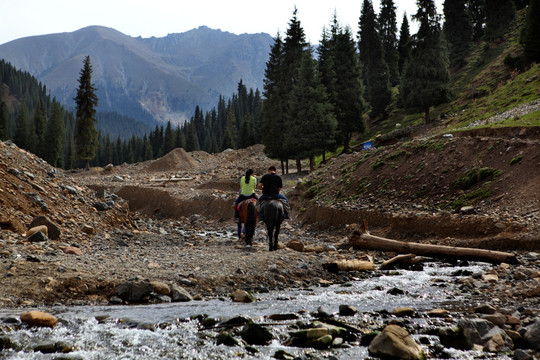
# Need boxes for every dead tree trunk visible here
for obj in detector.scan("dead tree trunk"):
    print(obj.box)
[322,259,375,273]
[350,223,517,264]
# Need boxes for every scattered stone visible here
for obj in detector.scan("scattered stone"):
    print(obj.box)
[241,322,273,345]
[368,324,425,360]
[524,319,540,350]
[286,239,304,252]
[475,304,497,314]
[117,280,153,303]
[339,305,358,316]
[428,309,450,318]
[230,289,255,303]
[81,224,94,235]
[62,246,83,256]
[170,284,193,302]
[29,216,61,240]
[150,281,170,296]
[216,331,240,346]
[391,307,415,317]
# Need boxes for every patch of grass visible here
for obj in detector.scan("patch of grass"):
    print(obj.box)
[356,177,369,194]
[410,139,447,153]
[418,160,426,170]
[385,149,409,161]
[510,155,522,165]
[371,158,386,170]
[465,188,492,200]
[453,167,503,189]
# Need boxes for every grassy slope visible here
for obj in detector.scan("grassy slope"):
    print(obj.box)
[362,8,539,143]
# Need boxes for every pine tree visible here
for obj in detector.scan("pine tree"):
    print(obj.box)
[185,120,200,152]
[400,0,450,123]
[74,56,99,169]
[261,33,288,163]
[521,0,540,62]
[379,0,400,85]
[360,0,392,119]
[143,135,153,161]
[175,125,186,149]
[444,0,473,68]
[398,13,412,75]
[43,100,64,167]
[0,101,8,140]
[33,100,47,157]
[14,101,29,149]
[485,0,516,41]
[468,0,486,41]
[286,53,337,172]
[161,121,175,155]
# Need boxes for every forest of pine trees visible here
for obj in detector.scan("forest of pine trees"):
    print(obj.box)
[0,0,538,171]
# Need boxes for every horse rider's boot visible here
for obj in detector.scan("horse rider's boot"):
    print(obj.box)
[284,202,291,220]
[233,208,240,223]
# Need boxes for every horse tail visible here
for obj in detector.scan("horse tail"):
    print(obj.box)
[245,201,256,243]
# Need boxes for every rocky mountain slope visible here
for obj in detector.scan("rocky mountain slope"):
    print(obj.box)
[0,26,272,124]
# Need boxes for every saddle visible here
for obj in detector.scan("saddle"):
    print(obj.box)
[237,198,258,224]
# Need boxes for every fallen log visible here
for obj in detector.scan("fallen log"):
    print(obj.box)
[322,259,375,273]
[350,222,517,264]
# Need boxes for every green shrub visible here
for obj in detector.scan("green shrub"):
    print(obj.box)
[453,167,503,189]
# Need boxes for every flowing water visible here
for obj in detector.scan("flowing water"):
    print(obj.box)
[1,262,511,359]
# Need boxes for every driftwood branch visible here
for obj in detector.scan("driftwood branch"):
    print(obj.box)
[350,221,517,264]
[322,259,375,273]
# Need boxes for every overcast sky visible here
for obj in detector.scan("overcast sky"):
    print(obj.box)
[0,0,444,46]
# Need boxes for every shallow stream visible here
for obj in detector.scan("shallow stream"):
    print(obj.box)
[1,262,512,359]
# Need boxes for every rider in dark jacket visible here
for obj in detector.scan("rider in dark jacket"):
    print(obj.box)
[257,166,290,219]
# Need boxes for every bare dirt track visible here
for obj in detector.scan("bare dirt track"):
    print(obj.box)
[0,127,539,308]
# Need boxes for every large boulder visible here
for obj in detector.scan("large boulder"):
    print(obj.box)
[20,311,58,328]
[368,325,425,360]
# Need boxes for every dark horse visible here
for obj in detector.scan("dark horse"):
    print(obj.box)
[237,198,258,245]
[259,200,285,251]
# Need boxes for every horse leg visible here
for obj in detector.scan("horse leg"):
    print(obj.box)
[237,222,242,240]
[267,224,274,251]
[273,224,281,251]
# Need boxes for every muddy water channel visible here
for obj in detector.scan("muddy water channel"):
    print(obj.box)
[1,261,524,360]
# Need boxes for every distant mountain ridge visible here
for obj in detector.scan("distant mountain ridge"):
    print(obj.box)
[0,25,273,125]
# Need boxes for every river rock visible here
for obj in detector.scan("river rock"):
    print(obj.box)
[475,304,497,314]
[216,331,240,346]
[81,224,95,235]
[170,284,193,302]
[368,324,425,360]
[286,239,304,252]
[20,311,58,328]
[482,313,506,327]
[117,280,153,303]
[150,281,170,296]
[230,289,255,303]
[241,322,273,345]
[29,216,61,240]
[391,307,415,317]
[26,225,48,238]
[285,327,329,347]
[0,336,18,351]
[339,304,358,316]
[524,318,540,350]
[439,318,513,351]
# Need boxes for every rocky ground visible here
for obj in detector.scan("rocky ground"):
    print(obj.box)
[0,127,538,313]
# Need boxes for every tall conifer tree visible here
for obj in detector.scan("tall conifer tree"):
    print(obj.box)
[485,0,515,40]
[398,13,412,75]
[286,53,337,172]
[400,0,450,123]
[521,0,540,62]
[468,0,486,41]
[43,100,64,167]
[379,0,400,85]
[14,101,29,149]
[74,56,99,169]
[444,0,473,68]
[0,101,8,140]
[359,0,392,119]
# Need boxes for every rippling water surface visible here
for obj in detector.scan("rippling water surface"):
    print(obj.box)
[2,262,510,359]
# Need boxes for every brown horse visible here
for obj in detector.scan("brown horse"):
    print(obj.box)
[237,198,258,245]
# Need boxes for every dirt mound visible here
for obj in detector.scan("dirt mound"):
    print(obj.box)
[146,148,199,172]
